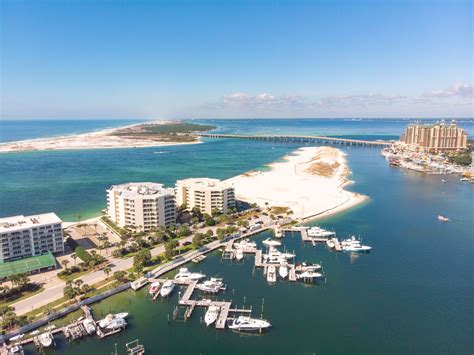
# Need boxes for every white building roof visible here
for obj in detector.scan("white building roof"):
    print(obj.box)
[176,178,233,191]
[0,212,62,233]
[108,182,174,198]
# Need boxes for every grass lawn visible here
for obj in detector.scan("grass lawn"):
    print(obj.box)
[3,285,45,307]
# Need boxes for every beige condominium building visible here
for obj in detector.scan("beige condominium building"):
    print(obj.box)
[175,178,235,215]
[107,182,176,231]
[0,212,63,263]
[401,120,468,153]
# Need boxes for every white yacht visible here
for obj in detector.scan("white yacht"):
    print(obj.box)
[235,248,244,261]
[341,236,372,252]
[274,227,283,238]
[296,271,324,280]
[227,316,272,332]
[267,265,277,283]
[82,318,96,335]
[98,313,128,329]
[196,277,224,293]
[437,215,450,222]
[148,281,160,296]
[174,268,206,281]
[295,262,322,272]
[307,226,335,238]
[105,318,127,330]
[160,280,175,297]
[262,238,281,247]
[234,239,256,249]
[38,332,54,348]
[204,305,220,326]
[9,334,24,342]
[279,264,288,279]
[8,345,24,355]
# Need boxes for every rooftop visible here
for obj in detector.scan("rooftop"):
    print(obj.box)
[108,182,175,198]
[0,251,56,278]
[176,177,233,190]
[0,212,62,233]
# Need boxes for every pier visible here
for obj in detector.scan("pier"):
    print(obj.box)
[196,133,391,147]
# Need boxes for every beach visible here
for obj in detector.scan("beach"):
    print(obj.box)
[0,121,202,153]
[228,146,368,220]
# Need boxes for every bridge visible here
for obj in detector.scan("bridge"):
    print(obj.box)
[196,133,391,147]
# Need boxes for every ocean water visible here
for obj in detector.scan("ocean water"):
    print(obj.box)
[1,119,473,354]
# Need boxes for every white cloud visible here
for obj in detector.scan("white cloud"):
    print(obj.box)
[422,82,473,98]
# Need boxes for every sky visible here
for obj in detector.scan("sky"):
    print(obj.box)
[0,0,473,119]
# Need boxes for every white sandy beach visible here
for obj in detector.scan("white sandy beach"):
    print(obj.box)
[228,146,368,221]
[0,120,200,153]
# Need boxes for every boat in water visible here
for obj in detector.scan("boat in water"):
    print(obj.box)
[204,305,220,326]
[105,318,127,330]
[148,281,160,296]
[307,226,335,238]
[8,344,24,355]
[274,227,283,238]
[227,316,272,332]
[296,271,324,280]
[341,236,372,252]
[38,332,54,348]
[295,262,322,272]
[174,267,206,281]
[160,280,175,297]
[262,238,281,247]
[196,277,224,293]
[267,265,277,283]
[326,239,336,248]
[235,248,244,261]
[234,239,257,249]
[279,265,288,279]
[437,215,450,222]
[82,318,96,335]
[98,313,128,329]
[9,334,24,342]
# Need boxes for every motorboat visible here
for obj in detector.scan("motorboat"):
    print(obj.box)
[274,227,283,238]
[9,334,24,342]
[8,344,24,355]
[105,318,127,330]
[437,215,450,222]
[38,332,54,348]
[43,325,56,331]
[227,316,271,332]
[98,313,128,328]
[174,268,206,281]
[235,248,244,261]
[234,239,256,249]
[204,305,220,326]
[341,236,372,252]
[295,262,322,272]
[196,278,224,293]
[307,226,335,238]
[148,281,160,296]
[279,265,288,279]
[442,178,447,183]
[29,330,40,336]
[296,271,324,280]
[160,280,175,297]
[326,239,335,248]
[82,318,96,335]
[266,265,277,283]
[262,238,281,247]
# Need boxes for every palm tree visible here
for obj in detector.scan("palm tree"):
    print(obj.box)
[61,259,70,271]
[71,253,77,267]
[103,266,112,280]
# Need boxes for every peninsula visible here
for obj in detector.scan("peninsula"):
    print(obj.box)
[0,121,216,153]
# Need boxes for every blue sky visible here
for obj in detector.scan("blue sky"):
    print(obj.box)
[1,0,472,119]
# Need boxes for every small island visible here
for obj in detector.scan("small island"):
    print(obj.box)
[0,121,216,153]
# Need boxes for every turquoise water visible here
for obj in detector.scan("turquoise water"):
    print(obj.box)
[1,119,473,353]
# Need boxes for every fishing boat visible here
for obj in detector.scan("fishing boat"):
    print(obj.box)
[82,318,96,335]
[278,264,288,279]
[262,238,281,247]
[267,265,277,283]
[38,332,54,348]
[204,305,220,326]
[160,280,175,297]
[8,344,24,355]
[174,267,206,281]
[227,316,272,332]
[235,248,244,261]
[437,215,450,222]
[148,282,160,296]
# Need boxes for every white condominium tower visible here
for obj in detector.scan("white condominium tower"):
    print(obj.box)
[0,213,63,262]
[107,182,176,231]
[175,178,235,215]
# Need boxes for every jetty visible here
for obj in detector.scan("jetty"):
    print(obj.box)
[196,133,391,147]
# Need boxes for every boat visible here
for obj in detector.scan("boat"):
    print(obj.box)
[307,226,335,238]
[326,239,335,248]
[296,271,324,280]
[235,248,244,261]
[38,332,54,348]
[29,330,40,336]
[8,345,24,355]
[295,262,322,272]
[278,265,288,278]
[174,267,206,281]
[105,318,127,330]
[82,318,96,335]
[262,238,281,247]
[9,334,24,342]
[204,305,220,326]
[460,177,469,182]
[160,280,175,297]
[442,178,447,183]
[196,277,224,293]
[98,313,128,328]
[148,281,161,296]
[341,236,372,252]
[43,325,56,331]
[234,239,256,249]
[266,265,277,283]
[227,316,272,332]
[274,227,283,238]
[437,215,450,222]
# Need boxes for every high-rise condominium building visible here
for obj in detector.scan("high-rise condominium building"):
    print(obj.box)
[175,178,235,215]
[0,213,63,263]
[107,182,176,230]
[401,120,468,153]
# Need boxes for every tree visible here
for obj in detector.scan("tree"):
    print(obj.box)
[63,285,77,301]
[216,228,226,240]
[15,273,30,290]
[103,266,112,279]
[178,224,191,238]
[133,249,152,274]
[1,310,19,330]
[71,253,77,267]
[113,270,127,283]
[61,259,70,271]
[192,233,205,248]
[206,229,214,238]
[164,240,179,259]
[205,216,216,226]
